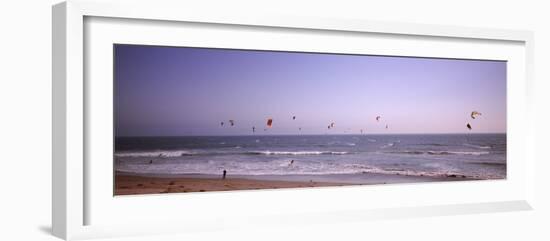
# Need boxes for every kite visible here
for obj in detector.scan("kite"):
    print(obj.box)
[292,116,296,120]
[376,116,381,122]
[466,123,472,130]
[229,120,235,126]
[220,122,224,126]
[330,122,335,128]
[267,118,273,128]
[471,111,482,119]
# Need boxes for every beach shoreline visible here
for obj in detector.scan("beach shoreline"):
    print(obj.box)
[114,171,474,195]
[115,172,345,195]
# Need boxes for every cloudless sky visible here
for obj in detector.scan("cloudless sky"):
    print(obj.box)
[114,44,506,136]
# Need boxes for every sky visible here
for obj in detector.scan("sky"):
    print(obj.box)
[114,44,506,136]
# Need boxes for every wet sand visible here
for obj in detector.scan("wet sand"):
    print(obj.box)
[115,171,472,195]
[115,172,346,195]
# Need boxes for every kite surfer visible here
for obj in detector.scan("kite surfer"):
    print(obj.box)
[471,111,482,119]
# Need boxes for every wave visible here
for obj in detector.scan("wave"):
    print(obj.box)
[116,148,490,158]
[388,150,424,155]
[417,143,447,147]
[115,163,502,180]
[381,142,398,149]
[323,141,357,147]
[115,150,195,157]
[467,161,506,166]
[115,149,351,158]
[358,168,499,179]
[463,143,491,149]
[246,151,350,156]
[428,151,490,156]
[338,164,500,179]
[387,150,490,156]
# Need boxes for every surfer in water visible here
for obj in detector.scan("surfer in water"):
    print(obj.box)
[288,160,295,167]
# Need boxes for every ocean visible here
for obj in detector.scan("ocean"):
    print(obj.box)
[115,134,506,182]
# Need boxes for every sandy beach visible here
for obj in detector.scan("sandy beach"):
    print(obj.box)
[115,172,347,195]
[114,171,473,195]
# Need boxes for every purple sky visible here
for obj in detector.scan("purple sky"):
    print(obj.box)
[114,44,506,136]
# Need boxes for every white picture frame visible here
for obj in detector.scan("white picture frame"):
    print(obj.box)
[52,0,535,240]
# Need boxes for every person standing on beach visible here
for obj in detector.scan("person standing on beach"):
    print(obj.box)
[222,169,227,179]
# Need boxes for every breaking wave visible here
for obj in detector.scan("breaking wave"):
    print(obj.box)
[246,151,350,155]
[115,150,195,157]
[115,162,500,179]
[463,143,492,149]
[115,150,351,158]
[388,150,490,156]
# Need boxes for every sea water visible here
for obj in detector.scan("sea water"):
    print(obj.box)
[115,134,506,180]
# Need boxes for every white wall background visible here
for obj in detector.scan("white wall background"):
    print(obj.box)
[0,0,548,240]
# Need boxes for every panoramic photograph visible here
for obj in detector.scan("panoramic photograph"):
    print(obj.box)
[114,44,506,195]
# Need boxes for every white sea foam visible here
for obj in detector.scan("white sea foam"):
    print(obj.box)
[427,151,490,156]
[115,150,351,158]
[115,161,502,180]
[463,143,492,149]
[247,151,350,155]
[387,150,490,156]
[115,150,195,157]
[381,142,396,149]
